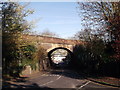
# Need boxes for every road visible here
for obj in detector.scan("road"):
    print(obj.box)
[28,69,119,90]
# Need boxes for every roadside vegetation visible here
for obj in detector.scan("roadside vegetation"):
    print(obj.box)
[70,2,120,78]
[2,2,49,78]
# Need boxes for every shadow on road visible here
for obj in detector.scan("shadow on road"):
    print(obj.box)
[49,68,85,80]
[2,77,54,89]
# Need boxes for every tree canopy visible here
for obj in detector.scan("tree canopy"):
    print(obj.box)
[77,2,120,41]
[1,2,35,77]
[40,29,59,38]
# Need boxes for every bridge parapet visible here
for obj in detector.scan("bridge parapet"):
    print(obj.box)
[22,34,84,52]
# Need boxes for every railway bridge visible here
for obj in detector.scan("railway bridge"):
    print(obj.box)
[22,34,83,52]
[22,34,84,74]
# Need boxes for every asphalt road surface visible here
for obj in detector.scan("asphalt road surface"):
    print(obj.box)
[28,69,119,90]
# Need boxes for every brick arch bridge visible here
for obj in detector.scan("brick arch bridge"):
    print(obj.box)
[22,34,84,52]
[22,34,85,73]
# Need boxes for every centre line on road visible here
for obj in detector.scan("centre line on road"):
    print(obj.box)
[78,81,91,89]
[40,75,62,86]
[40,80,54,86]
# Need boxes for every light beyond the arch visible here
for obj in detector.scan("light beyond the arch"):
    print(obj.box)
[47,47,73,68]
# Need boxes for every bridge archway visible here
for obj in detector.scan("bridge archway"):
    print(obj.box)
[48,47,73,68]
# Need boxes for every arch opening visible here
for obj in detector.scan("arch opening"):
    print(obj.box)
[48,47,73,69]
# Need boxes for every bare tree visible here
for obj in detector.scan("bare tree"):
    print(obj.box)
[77,2,120,41]
[40,29,59,38]
[77,2,120,63]
[74,28,94,42]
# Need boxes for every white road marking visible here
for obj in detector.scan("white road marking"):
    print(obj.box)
[56,75,61,80]
[39,70,64,86]
[40,80,54,86]
[39,75,62,86]
[41,74,60,76]
[78,81,91,89]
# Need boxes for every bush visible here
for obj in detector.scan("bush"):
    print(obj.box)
[37,46,50,71]
[71,38,109,74]
[71,38,120,77]
[20,44,38,70]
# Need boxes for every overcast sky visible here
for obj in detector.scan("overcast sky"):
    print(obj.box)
[24,2,83,39]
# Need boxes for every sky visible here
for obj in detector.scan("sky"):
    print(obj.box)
[24,2,83,39]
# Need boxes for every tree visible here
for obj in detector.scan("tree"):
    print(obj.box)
[77,2,120,41]
[40,29,59,38]
[37,46,48,70]
[74,28,93,42]
[76,2,120,76]
[1,2,34,77]
[73,29,106,73]
[77,2,120,60]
